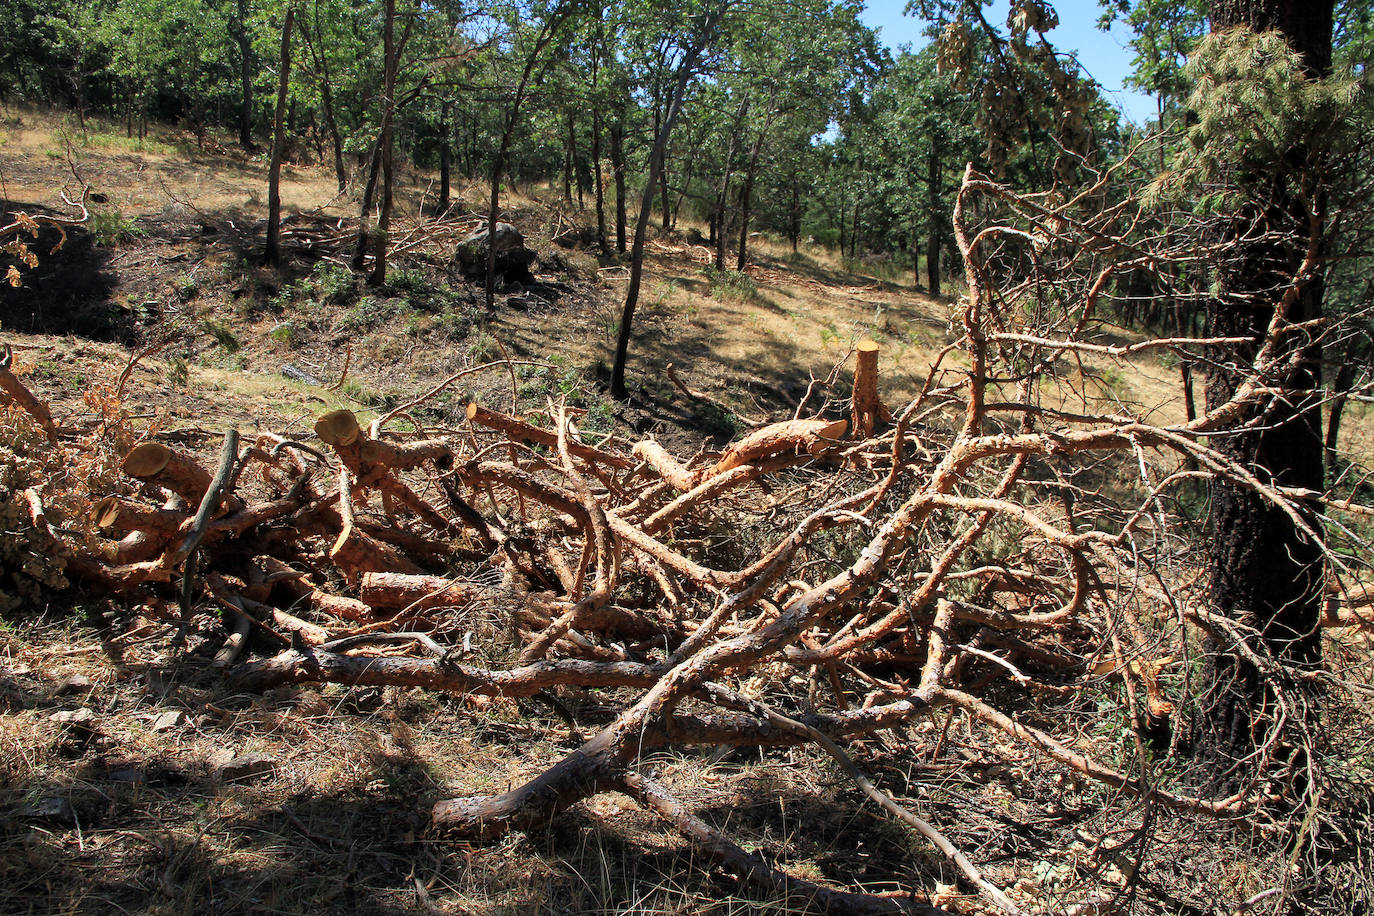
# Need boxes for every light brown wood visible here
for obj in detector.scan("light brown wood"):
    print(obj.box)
[315,408,361,446]
[360,571,493,611]
[850,340,886,439]
[710,417,847,476]
[632,440,700,491]
[91,496,186,535]
[122,442,214,504]
[467,402,633,469]
[0,346,58,441]
[330,520,423,581]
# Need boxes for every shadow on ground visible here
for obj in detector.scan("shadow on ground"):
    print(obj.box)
[0,202,125,341]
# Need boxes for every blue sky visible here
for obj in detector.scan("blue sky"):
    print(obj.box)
[856,0,1158,124]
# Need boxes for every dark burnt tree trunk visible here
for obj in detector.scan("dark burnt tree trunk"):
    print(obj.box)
[1194,0,1333,789]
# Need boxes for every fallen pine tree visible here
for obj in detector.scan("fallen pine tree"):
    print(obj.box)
[3,166,1373,915]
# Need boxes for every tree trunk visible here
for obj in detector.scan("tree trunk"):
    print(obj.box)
[926,145,942,296]
[570,110,587,210]
[264,6,294,266]
[1194,0,1332,788]
[592,107,608,254]
[300,7,348,192]
[789,177,800,253]
[439,100,452,213]
[611,24,717,400]
[485,12,565,309]
[1324,360,1358,469]
[713,97,747,270]
[734,92,775,272]
[562,109,574,204]
[234,0,255,151]
[351,133,384,271]
[368,0,397,286]
[610,117,627,254]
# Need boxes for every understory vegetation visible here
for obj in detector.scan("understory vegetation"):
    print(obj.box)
[3,0,1374,913]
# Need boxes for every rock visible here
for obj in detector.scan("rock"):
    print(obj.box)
[455,222,538,285]
[281,363,323,386]
[469,221,525,253]
[52,674,93,696]
[209,751,279,784]
[22,796,77,825]
[151,710,186,732]
[49,707,97,726]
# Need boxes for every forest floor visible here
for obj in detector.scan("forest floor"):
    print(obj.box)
[2,107,1372,916]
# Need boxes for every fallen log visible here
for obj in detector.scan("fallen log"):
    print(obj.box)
[122,442,215,505]
[466,402,634,470]
[359,571,498,611]
[710,417,847,476]
[0,344,58,440]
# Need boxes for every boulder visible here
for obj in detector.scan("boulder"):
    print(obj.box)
[455,222,537,285]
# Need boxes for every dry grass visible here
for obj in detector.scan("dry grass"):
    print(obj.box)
[4,108,1373,916]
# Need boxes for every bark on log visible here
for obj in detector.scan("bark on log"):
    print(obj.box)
[359,571,497,611]
[122,442,215,505]
[467,403,634,470]
[316,409,456,489]
[232,648,660,697]
[331,520,423,581]
[850,340,890,439]
[92,496,187,535]
[711,418,847,476]
[315,408,361,446]
[0,346,58,440]
[631,440,701,491]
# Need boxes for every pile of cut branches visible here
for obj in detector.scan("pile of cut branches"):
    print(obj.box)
[4,165,1373,915]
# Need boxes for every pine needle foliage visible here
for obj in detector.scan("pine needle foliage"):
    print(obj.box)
[1149,27,1364,210]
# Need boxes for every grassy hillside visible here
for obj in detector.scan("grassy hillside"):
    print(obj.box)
[4,108,1371,916]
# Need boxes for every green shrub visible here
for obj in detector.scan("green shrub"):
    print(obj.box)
[269,321,300,347]
[89,208,144,247]
[309,262,356,305]
[701,266,758,302]
[338,296,412,333]
[203,319,240,352]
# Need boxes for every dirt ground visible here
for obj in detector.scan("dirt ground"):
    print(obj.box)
[7,107,1367,916]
